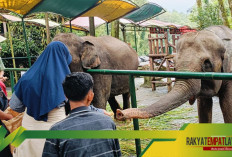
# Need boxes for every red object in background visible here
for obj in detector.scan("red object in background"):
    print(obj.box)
[179,26,197,34]
[149,26,196,35]
[0,81,7,96]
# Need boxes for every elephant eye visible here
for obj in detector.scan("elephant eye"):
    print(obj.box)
[202,59,213,72]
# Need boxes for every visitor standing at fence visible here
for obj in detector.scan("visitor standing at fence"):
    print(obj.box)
[6,41,71,157]
[6,41,109,157]
[43,72,121,157]
[0,56,13,157]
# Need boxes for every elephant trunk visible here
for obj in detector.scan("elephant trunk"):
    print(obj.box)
[116,79,201,120]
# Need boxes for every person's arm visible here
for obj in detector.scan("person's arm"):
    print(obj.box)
[9,93,26,113]
[0,110,13,120]
[42,126,59,157]
[42,139,59,157]
[89,105,111,116]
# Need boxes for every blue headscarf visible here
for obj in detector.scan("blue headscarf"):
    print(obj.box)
[14,41,72,121]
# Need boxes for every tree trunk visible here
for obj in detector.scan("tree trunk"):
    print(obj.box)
[228,0,232,21]
[196,0,203,28]
[3,22,7,37]
[111,20,119,39]
[45,13,51,44]
[218,0,230,28]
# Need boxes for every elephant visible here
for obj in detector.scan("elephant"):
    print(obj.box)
[116,25,232,123]
[53,33,139,115]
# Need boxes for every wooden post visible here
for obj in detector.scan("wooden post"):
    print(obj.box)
[155,34,159,54]
[89,17,95,36]
[134,26,137,52]
[111,20,119,39]
[106,23,109,35]
[69,20,72,33]
[7,22,18,82]
[148,34,156,91]
[21,18,31,67]
[45,13,51,44]
[160,38,164,54]
[166,58,172,92]
[164,32,169,55]
[3,22,7,37]
[61,17,65,32]
[122,26,127,42]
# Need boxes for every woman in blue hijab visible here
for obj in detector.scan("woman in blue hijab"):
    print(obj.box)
[9,41,72,157]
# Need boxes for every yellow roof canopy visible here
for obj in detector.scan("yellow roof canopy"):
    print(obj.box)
[80,0,137,23]
[0,0,137,22]
[0,0,100,18]
[0,0,41,15]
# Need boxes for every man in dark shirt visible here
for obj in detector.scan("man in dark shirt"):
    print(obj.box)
[42,72,121,157]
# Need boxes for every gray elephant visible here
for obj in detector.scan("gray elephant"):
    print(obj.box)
[117,25,232,123]
[53,33,138,114]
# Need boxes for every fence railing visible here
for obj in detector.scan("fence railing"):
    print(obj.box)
[5,68,232,157]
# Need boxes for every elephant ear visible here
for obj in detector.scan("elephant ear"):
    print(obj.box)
[81,41,101,69]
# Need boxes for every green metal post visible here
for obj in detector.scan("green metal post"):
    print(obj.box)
[22,18,31,67]
[129,75,141,157]
[134,26,138,52]
[10,71,15,93]
[106,23,109,35]
[69,20,72,33]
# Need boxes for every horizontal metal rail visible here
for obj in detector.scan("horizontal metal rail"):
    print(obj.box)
[87,69,232,80]
[2,56,38,60]
[5,68,232,80]
[5,68,29,71]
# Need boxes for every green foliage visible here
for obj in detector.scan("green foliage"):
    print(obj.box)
[0,22,58,68]
[156,11,197,27]
[189,0,224,29]
[0,13,71,69]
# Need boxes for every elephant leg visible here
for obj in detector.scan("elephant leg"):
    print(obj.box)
[122,92,130,110]
[92,74,112,109]
[108,96,122,116]
[219,81,232,123]
[197,97,213,123]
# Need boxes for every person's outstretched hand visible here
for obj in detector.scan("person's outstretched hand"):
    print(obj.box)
[103,110,113,116]
[0,110,13,120]
[0,76,7,82]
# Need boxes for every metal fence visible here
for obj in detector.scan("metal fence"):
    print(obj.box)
[5,68,232,157]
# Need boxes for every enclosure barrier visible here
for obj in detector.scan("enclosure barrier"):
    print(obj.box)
[5,68,232,157]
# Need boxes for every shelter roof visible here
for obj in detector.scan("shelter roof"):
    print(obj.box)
[25,19,60,28]
[0,13,21,22]
[0,0,137,21]
[80,0,137,23]
[0,0,99,17]
[64,17,105,32]
[123,3,165,23]
[0,35,6,42]
[139,19,182,28]
[65,2,165,32]
[0,13,59,29]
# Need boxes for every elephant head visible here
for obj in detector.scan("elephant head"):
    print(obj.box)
[53,33,101,72]
[116,30,226,120]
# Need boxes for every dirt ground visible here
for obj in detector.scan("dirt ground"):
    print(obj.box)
[116,77,224,125]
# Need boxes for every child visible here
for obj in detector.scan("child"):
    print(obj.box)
[0,57,13,157]
[0,57,7,97]
[0,56,12,119]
